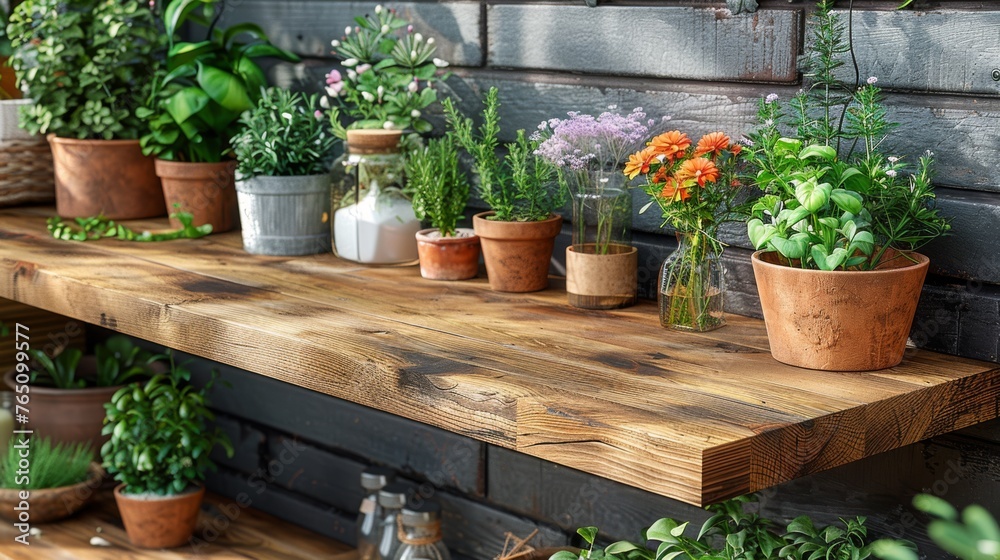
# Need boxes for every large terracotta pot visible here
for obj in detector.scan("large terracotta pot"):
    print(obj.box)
[114,484,205,548]
[4,359,121,452]
[0,463,104,523]
[415,228,481,281]
[751,249,930,371]
[48,136,165,220]
[473,212,562,293]
[155,159,238,233]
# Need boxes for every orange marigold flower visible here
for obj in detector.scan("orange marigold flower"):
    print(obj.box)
[624,146,658,179]
[649,131,691,161]
[730,144,742,156]
[694,132,731,158]
[660,177,691,202]
[676,157,720,187]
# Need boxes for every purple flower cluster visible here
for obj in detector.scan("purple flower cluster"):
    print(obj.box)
[533,107,660,173]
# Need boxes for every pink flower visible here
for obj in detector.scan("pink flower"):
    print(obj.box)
[326,69,342,84]
[356,63,372,74]
[314,110,324,120]
[407,25,414,33]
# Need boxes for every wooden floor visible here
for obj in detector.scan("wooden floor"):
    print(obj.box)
[1,207,999,506]
[0,491,352,559]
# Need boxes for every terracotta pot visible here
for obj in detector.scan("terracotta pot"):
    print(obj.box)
[751,249,930,371]
[0,57,19,100]
[566,244,638,309]
[115,484,205,548]
[415,228,481,281]
[0,463,104,523]
[156,159,238,233]
[473,212,562,293]
[48,136,165,220]
[4,359,121,452]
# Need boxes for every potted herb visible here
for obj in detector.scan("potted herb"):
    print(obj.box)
[139,0,299,233]
[0,437,101,523]
[232,87,338,256]
[535,107,666,309]
[323,6,450,264]
[8,0,166,220]
[444,88,568,293]
[626,130,744,331]
[3,335,165,451]
[407,134,479,280]
[873,496,983,560]
[102,356,232,549]
[743,0,950,370]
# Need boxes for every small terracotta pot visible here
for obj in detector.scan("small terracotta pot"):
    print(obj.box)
[751,249,930,371]
[473,212,562,293]
[415,228,481,281]
[48,136,164,220]
[156,159,238,233]
[566,244,638,309]
[0,463,104,523]
[0,57,20,99]
[4,359,121,452]
[114,484,205,548]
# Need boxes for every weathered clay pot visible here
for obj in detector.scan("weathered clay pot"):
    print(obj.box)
[751,249,930,371]
[236,174,332,256]
[48,136,164,220]
[566,243,638,309]
[115,484,205,548]
[156,159,238,233]
[0,57,19,99]
[4,359,120,452]
[473,212,562,293]
[415,228,481,281]
[0,463,104,523]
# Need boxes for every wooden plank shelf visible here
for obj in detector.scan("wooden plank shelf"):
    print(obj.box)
[1,207,999,506]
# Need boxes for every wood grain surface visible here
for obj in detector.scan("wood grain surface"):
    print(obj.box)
[0,207,997,506]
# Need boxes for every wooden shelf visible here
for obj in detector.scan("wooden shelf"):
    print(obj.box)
[2,207,999,506]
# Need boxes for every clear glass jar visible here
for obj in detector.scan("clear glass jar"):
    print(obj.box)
[357,467,395,560]
[659,230,725,331]
[331,129,420,265]
[393,501,450,560]
[376,483,409,560]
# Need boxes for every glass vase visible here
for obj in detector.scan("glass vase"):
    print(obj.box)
[658,231,725,331]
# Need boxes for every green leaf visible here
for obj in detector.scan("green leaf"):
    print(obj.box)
[605,542,642,555]
[830,189,863,215]
[549,552,580,560]
[578,527,599,546]
[233,57,267,101]
[770,236,808,260]
[799,144,837,162]
[167,41,216,71]
[222,23,268,49]
[747,219,775,250]
[238,42,300,62]
[165,0,212,39]
[165,87,210,124]
[774,137,802,156]
[962,505,1000,542]
[794,178,833,213]
[850,231,875,256]
[812,246,849,271]
[647,519,681,543]
[913,494,958,521]
[196,63,253,112]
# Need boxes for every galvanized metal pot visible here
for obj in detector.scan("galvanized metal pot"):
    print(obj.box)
[236,174,332,256]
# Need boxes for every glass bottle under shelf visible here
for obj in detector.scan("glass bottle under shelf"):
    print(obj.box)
[393,501,450,560]
[376,482,409,560]
[357,467,395,560]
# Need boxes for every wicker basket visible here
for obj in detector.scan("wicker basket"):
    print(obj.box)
[0,138,55,207]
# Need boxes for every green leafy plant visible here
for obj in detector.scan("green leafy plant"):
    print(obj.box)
[138,0,299,162]
[744,0,949,271]
[47,208,213,242]
[8,0,163,139]
[232,87,338,178]
[0,437,93,490]
[95,335,166,388]
[0,5,14,59]
[444,88,568,222]
[873,495,995,560]
[324,4,449,138]
[102,354,233,495]
[406,134,470,237]
[29,347,84,389]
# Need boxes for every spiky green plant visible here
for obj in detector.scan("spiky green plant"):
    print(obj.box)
[0,437,94,490]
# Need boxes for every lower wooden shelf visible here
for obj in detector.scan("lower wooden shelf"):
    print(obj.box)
[1,207,999,506]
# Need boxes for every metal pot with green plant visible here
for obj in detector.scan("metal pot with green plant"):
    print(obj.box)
[742,0,950,371]
[0,437,102,523]
[407,133,479,281]
[138,0,299,233]
[231,87,338,256]
[3,335,166,450]
[8,0,166,219]
[102,355,232,549]
[444,88,568,293]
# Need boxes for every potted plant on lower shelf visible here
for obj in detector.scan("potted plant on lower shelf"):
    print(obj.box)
[139,0,299,233]
[743,1,950,371]
[0,437,102,523]
[102,357,232,549]
[627,130,744,331]
[231,87,338,256]
[407,134,479,280]
[8,0,166,220]
[444,88,568,293]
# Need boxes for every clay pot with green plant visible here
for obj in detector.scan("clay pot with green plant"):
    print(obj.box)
[3,335,165,450]
[407,133,479,280]
[742,1,949,371]
[139,0,299,232]
[8,0,166,219]
[102,355,232,549]
[0,437,103,523]
[445,88,568,292]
